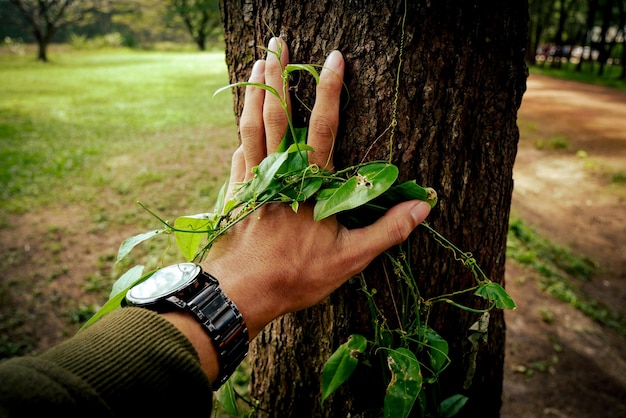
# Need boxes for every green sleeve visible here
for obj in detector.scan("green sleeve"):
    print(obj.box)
[0,307,214,417]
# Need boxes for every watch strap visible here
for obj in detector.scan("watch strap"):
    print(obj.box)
[170,273,249,388]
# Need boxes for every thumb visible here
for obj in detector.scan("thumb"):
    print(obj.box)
[348,200,431,263]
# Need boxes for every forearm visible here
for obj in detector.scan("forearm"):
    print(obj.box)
[160,310,221,383]
[0,308,214,417]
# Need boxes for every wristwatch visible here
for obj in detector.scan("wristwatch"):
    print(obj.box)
[124,262,249,388]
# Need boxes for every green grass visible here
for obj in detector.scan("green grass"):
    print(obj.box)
[0,47,236,212]
[507,217,626,336]
[533,135,570,151]
[529,61,626,90]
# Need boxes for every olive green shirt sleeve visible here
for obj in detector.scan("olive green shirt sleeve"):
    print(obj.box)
[0,307,214,417]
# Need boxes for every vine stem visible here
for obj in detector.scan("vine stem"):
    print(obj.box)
[421,222,490,284]
[360,0,407,164]
[388,0,407,162]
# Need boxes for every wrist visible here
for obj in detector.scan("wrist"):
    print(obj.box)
[161,311,220,383]
[125,263,249,388]
[201,259,282,340]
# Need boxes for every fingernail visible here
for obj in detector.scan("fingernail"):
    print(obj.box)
[410,201,431,224]
[268,37,278,52]
[250,60,264,79]
[324,50,343,71]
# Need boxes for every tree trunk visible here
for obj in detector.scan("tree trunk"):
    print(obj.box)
[34,29,53,62]
[220,1,528,417]
[36,37,47,62]
[596,0,616,77]
[196,36,206,51]
[577,0,599,73]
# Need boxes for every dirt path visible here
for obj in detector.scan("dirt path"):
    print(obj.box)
[501,75,626,418]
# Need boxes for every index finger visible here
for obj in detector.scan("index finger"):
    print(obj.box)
[308,50,345,171]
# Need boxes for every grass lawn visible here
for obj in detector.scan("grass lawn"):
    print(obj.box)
[0,46,237,216]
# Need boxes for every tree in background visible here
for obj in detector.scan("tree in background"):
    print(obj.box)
[528,0,558,64]
[6,0,97,61]
[220,1,527,416]
[550,0,584,68]
[168,0,220,51]
[529,0,626,78]
[593,0,626,76]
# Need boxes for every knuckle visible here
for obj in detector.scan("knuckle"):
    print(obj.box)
[239,123,263,141]
[309,115,337,140]
[263,107,288,129]
[231,145,244,161]
[386,216,410,247]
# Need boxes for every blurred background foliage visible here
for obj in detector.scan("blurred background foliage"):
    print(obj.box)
[0,0,625,81]
[0,0,223,59]
[528,0,626,81]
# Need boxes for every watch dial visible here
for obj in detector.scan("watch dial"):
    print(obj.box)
[127,263,200,303]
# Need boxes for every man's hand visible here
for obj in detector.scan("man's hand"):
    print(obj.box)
[203,37,431,340]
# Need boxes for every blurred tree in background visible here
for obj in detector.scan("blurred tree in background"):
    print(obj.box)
[0,0,223,59]
[1,1,623,79]
[528,0,626,79]
[166,0,221,51]
[5,0,98,61]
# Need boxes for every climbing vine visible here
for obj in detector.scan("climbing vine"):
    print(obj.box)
[85,4,516,416]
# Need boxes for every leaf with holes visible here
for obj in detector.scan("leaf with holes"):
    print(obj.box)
[475,282,517,310]
[321,334,367,405]
[314,162,398,221]
[384,347,422,418]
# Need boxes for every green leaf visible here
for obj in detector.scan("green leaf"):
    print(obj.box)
[315,185,340,200]
[423,327,449,373]
[117,229,163,262]
[213,81,281,101]
[321,334,367,405]
[281,142,314,173]
[277,126,308,152]
[474,282,517,310]
[235,150,291,201]
[109,265,144,300]
[439,394,468,418]
[285,63,320,84]
[386,180,438,208]
[236,142,315,203]
[314,163,399,221]
[214,181,228,213]
[217,379,239,415]
[80,290,127,330]
[280,176,323,202]
[383,347,422,418]
[222,198,239,216]
[81,268,156,330]
[174,213,216,261]
[335,180,438,228]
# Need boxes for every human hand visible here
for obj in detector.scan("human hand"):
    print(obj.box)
[203,38,431,340]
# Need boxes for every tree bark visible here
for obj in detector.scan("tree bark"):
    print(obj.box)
[220,1,528,416]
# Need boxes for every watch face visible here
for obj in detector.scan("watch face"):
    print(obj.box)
[126,263,200,305]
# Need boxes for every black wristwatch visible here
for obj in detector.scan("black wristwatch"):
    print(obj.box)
[124,262,249,388]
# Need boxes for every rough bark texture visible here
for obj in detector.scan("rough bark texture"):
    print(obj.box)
[220,1,528,416]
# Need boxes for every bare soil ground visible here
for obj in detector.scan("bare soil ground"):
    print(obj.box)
[0,74,624,417]
[501,75,626,418]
